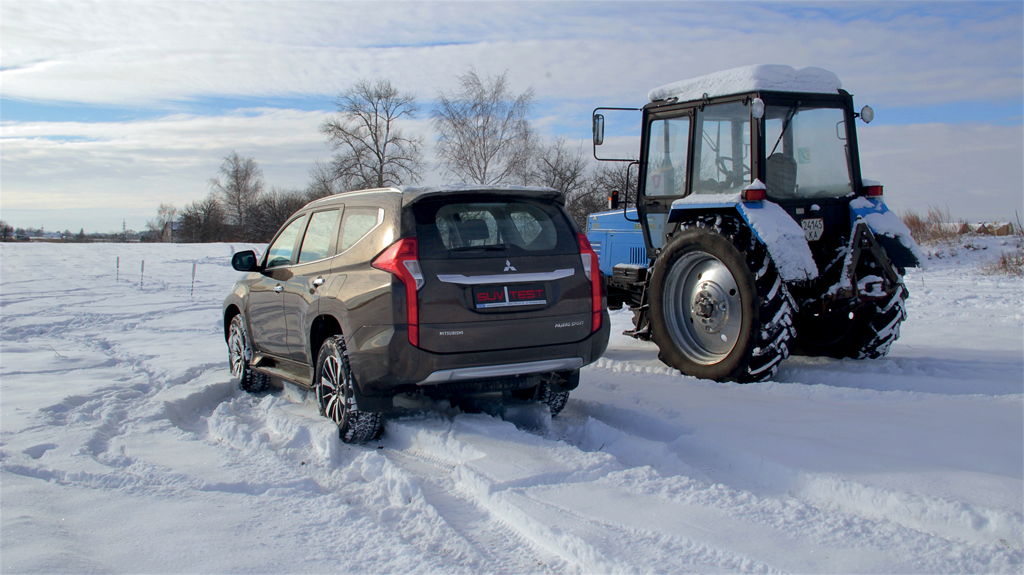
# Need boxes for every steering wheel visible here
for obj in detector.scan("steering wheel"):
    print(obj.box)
[715,156,750,178]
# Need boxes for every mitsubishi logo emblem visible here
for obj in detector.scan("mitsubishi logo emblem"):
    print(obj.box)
[503,260,517,272]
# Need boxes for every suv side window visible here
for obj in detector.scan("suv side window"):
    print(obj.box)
[339,207,381,252]
[298,209,341,263]
[266,216,308,268]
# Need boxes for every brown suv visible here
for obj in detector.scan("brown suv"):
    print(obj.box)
[224,186,610,442]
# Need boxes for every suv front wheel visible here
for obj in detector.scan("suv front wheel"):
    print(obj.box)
[228,314,270,393]
[315,335,383,444]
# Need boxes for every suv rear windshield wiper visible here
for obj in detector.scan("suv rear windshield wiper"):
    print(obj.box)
[448,244,510,252]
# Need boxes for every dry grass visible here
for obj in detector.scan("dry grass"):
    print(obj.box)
[985,247,1024,276]
[900,206,961,245]
[983,212,1024,277]
[903,207,1024,276]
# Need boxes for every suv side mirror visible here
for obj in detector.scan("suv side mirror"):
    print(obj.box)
[231,250,259,272]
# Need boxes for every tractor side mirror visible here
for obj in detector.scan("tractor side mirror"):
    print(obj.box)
[593,114,605,146]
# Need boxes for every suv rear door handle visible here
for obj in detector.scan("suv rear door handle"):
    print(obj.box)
[274,285,284,293]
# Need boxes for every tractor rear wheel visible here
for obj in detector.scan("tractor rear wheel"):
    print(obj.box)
[792,284,908,359]
[649,217,794,382]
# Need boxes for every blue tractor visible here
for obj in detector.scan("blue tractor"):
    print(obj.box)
[589,65,923,382]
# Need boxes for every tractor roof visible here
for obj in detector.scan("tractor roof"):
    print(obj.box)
[648,64,842,103]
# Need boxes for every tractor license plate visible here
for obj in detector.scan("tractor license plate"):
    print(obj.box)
[802,218,824,241]
[473,284,547,309]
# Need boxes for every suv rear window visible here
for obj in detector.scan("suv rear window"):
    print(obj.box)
[413,197,577,260]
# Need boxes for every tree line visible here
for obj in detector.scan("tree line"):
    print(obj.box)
[163,69,636,244]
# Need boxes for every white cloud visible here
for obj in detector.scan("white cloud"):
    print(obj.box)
[1,1,1021,231]
[1,110,331,231]
[2,2,1020,107]
[858,122,1024,221]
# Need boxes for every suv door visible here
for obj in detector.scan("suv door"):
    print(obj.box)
[411,196,593,353]
[283,208,342,362]
[249,214,307,357]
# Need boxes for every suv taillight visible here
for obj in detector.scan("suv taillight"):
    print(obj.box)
[577,233,602,333]
[372,238,424,347]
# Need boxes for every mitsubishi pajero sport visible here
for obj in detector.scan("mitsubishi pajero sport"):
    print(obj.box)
[224,186,610,443]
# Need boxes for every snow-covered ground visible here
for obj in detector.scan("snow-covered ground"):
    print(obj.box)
[2,238,1021,573]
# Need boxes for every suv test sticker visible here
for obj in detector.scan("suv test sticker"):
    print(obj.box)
[474,284,547,309]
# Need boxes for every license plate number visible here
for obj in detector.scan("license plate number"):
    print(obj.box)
[802,218,824,241]
[473,284,547,309]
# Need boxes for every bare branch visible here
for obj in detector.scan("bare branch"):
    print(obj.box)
[432,69,536,186]
[319,78,425,190]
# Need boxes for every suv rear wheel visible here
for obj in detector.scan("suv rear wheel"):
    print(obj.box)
[511,370,576,416]
[315,335,382,444]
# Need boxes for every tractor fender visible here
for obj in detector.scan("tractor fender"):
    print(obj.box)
[849,197,924,269]
[668,194,818,282]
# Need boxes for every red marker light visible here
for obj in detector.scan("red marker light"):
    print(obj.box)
[742,187,767,202]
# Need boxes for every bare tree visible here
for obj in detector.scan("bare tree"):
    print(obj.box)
[527,138,600,229]
[432,69,536,185]
[307,159,344,199]
[0,220,12,241]
[320,78,425,190]
[210,152,263,232]
[145,203,178,242]
[589,161,639,207]
[178,195,227,243]
[250,187,310,242]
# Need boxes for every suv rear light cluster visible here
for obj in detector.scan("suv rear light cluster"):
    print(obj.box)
[577,233,602,333]
[372,238,424,346]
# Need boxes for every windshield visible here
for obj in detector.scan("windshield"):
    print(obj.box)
[412,197,577,260]
[765,103,853,199]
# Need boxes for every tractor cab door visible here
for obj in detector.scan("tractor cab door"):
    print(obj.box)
[638,99,757,253]
[637,109,693,253]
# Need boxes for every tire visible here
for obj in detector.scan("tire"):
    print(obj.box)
[228,314,270,393]
[511,370,574,417]
[648,217,794,382]
[314,335,382,444]
[792,284,908,360]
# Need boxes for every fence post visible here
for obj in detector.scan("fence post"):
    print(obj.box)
[116,257,120,282]
[191,262,197,298]
[140,260,145,288]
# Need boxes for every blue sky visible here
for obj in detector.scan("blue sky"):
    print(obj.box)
[2,1,1021,233]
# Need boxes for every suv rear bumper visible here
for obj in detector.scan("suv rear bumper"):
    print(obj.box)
[420,357,584,384]
[346,311,610,411]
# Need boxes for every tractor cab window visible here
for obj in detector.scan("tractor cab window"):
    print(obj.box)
[764,104,853,199]
[692,101,751,195]
[644,116,690,196]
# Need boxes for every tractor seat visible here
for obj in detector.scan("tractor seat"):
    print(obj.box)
[766,153,797,198]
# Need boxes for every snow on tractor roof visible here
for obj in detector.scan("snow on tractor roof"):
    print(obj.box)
[648,64,842,103]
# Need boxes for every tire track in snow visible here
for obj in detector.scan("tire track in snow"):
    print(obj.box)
[384,448,567,574]
[553,392,1022,571]
[382,414,788,574]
